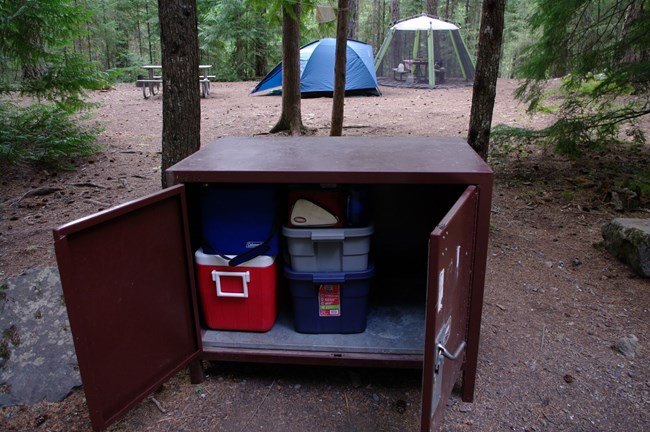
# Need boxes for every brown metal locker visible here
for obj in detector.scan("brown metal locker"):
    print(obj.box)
[54,136,493,431]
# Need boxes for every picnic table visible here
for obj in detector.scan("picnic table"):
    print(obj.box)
[136,65,214,99]
[403,59,428,83]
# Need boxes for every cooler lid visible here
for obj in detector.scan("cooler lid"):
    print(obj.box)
[194,248,275,267]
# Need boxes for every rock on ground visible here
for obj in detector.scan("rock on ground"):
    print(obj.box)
[601,218,650,277]
[0,268,80,407]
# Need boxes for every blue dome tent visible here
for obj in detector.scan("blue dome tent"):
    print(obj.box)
[250,38,381,97]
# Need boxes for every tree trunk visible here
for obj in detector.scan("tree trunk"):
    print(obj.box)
[331,0,348,137]
[467,0,505,161]
[101,0,111,69]
[426,0,439,16]
[372,0,382,53]
[621,1,647,64]
[389,0,400,68]
[136,17,143,58]
[270,2,304,135]
[235,39,246,78]
[254,38,268,78]
[254,8,269,77]
[389,0,399,25]
[371,0,384,56]
[158,0,201,187]
[146,0,154,64]
[347,0,358,39]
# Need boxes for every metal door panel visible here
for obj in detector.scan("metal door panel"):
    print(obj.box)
[420,185,478,431]
[53,185,201,431]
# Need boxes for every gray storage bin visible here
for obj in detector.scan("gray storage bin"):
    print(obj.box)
[282,225,373,272]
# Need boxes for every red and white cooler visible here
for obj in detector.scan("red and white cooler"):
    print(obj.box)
[194,248,278,332]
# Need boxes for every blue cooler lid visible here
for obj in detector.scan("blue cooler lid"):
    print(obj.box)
[284,264,374,284]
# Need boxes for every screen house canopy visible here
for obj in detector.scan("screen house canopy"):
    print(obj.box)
[375,14,475,89]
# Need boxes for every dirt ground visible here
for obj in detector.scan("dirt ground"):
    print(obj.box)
[1,80,649,431]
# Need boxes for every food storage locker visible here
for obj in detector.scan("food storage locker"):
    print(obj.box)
[53,136,493,432]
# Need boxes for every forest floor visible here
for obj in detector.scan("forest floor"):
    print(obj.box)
[1,80,649,431]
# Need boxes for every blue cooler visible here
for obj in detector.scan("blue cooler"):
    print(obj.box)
[284,265,374,334]
[200,185,279,265]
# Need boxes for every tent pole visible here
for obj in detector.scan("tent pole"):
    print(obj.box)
[428,28,435,87]
[374,29,394,73]
[411,31,420,78]
[449,30,467,80]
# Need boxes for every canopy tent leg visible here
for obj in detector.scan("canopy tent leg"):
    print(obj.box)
[449,30,468,80]
[411,31,421,78]
[374,29,395,73]
[428,28,435,87]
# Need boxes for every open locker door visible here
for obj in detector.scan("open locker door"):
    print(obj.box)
[420,186,478,431]
[53,185,202,431]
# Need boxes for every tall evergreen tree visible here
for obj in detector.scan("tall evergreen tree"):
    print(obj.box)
[347,0,358,39]
[158,0,201,187]
[331,0,348,136]
[270,0,305,135]
[467,0,506,160]
[426,0,439,16]
[389,0,400,24]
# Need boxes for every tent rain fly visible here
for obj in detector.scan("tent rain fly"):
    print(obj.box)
[251,38,381,97]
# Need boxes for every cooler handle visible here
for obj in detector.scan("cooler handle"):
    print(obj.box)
[311,231,345,241]
[212,270,250,298]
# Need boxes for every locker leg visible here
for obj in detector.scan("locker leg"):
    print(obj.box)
[461,368,475,402]
[189,359,205,384]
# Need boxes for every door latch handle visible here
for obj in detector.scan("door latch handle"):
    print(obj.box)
[435,340,466,373]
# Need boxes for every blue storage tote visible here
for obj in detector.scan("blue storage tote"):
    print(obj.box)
[200,184,279,262]
[284,265,374,334]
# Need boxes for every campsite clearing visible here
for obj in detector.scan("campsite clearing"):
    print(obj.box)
[1,80,649,432]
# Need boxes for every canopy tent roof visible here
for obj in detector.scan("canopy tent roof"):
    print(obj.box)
[392,15,460,31]
[374,14,475,89]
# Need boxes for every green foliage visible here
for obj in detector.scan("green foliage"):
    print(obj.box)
[560,190,576,201]
[75,0,160,70]
[0,0,90,66]
[500,0,538,78]
[199,0,330,81]
[504,0,650,157]
[490,124,541,160]
[20,54,108,111]
[401,0,424,17]
[0,99,103,168]
[200,0,273,80]
[106,65,146,83]
[0,0,108,168]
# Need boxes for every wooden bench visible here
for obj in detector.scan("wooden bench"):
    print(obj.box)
[135,79,163,86]
[135,77,161,99]
[392,68,410,81]
[136,64,214,99]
